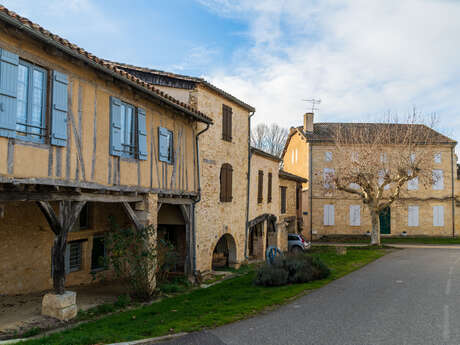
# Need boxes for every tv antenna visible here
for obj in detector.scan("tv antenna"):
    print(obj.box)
[303,99,321,113]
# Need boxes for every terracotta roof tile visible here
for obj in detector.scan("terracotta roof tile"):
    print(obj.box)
[0,5,212,124]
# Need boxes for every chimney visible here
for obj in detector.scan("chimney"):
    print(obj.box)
[304,112,314,132]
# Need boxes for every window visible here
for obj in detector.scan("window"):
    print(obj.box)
[350,205,361,226]
[351,152,359,162]
[16,60,47,142]
[267,172,272,203]
[408,206,419,227]
[220,163,233,202]
[323,168,334,189]
[280,186,287,214]
[378,170,390,190]
[324,205,335,226]
[434,153,442,164]
[380,152,387,163]
[222,104,232,141]
[325,151,332,162]
[433,206,444,227]
[91,236,107,271]
[65,241,82,273]
[158,127,173,163]
[350,183,360,190]
[257,170,264,203]
[410,152,416,163]
[432,170,444,190]
[109,97,147,160]
[407,170,418,191]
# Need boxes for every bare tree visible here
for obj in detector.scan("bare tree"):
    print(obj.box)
[251,123,288,157]
[318,113,444,245]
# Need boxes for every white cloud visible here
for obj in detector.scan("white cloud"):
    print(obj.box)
[200,0,460,155]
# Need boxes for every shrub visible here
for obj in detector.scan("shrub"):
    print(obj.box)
[255,254,330,286]
[254,265,288,286]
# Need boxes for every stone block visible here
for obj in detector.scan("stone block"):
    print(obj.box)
[336,247,347,256]
[42,291,78,320]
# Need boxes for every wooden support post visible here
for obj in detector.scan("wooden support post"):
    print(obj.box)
[36,200,86,294]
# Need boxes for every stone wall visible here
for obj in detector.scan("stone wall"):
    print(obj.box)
[193,85,250,272]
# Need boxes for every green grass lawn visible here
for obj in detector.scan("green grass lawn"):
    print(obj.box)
[20,247,387,345]
[319,236,460,245]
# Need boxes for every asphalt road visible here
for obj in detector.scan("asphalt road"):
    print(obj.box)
[154,249,460,345]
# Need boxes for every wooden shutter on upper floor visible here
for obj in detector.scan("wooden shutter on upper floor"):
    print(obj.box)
[222,104,232,142]
[0,48,18,138]
[109,96,122,156]
[280,186,287,214]
[137,107,147,160]
[257,170,263,203]
[267,172,272,203]
[220,163,233,202]
[50,71,69,146]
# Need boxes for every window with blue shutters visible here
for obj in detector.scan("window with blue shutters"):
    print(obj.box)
[158,127,173,163]
[110,97,137,158]
[16,60,47,142]
[51,70,68,146]
[137,107,147,160]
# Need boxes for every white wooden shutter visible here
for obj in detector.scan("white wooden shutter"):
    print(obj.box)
[407,170,418,191]
[408,206,419,227]
[433,170,444,190]
[350,205,361,226]
[433,206,444,227]
[324,168,335,188]
[325,151,332,162]
[434,153,442,164]
[324,205,334,226]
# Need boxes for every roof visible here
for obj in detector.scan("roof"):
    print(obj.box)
[105,61,256,112]
[282,122,456,159]
[250,147,282,162]
[0,6,212,124]
[299,123,456,144]
[279,170,308,183]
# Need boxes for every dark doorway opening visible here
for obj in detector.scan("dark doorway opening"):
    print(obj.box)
[158,204,186,273]
[212,234,237,269]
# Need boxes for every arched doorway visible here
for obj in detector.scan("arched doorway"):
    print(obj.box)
[212,234,237,269]
[157,204,187,273]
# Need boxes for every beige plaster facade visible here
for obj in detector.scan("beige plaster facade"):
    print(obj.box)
[283,114,458,239]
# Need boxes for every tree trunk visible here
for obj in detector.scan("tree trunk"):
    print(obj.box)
[52,230,68,295]
[370,210,381,246]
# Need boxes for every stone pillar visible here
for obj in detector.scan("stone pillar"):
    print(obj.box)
[134,193,158,294]
[42,291,77,321]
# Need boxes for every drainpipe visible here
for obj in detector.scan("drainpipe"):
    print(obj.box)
[192,122,210,275]
[451,146,456,238]
[244,111,256,259]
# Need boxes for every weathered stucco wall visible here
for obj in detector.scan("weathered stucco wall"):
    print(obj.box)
[0,202,131,295]
[0,32,198,194]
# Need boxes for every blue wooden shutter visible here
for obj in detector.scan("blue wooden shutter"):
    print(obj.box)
[0,48,18,138]
[110,96,122,156]
[51,71,69,146]
[137,107,147,160]
[158,127,171,163]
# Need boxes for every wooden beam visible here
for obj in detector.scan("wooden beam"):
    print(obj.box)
[122,201,143,231]
[36,201,60,235]
[0,192,144,203]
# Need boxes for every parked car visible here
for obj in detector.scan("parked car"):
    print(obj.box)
[288,233,311,253]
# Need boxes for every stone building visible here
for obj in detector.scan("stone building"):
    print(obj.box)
[283,112,458,239]
[0,4,212,308]
[247,147,307,258]
[106,62,255,273]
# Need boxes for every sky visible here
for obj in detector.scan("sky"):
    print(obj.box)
[3,0,460,155]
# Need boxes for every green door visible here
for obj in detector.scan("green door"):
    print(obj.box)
[379,207,391,234]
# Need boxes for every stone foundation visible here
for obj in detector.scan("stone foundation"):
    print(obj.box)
[42,291,77,320]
